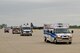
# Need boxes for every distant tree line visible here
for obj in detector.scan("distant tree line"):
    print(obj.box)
[69,25,80,28]
[33,25,80,29]
[0,24,7,29]
[33,27,43,29]
[0,23,80,29]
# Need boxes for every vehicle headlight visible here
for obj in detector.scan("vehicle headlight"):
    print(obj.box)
[57,35,61,37]
[29,32,31,33]
[68,35,72,37]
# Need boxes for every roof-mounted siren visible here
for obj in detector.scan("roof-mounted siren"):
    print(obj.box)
[52,23,62,28]
[58,23,69,28]
[53,23,69,28]
[57,23,63,27]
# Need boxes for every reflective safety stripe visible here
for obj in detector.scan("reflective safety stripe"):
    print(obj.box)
[50,33,56,38]
[45,32,56,38]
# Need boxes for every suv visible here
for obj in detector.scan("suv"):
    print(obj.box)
[4,28,9,33]
[12,27,20,34]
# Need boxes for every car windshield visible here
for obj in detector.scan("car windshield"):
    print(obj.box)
[54,29,70,33]
[22,27,31,29]
[13,28,20,30]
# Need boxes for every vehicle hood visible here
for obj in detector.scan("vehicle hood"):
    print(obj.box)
[56,33,72,36]
[23,29,31,31]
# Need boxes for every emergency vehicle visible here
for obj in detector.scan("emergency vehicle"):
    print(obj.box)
[20,23,33,36]
[43,23,73,44]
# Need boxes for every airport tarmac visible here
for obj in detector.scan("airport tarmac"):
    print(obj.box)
[0,29,80,53]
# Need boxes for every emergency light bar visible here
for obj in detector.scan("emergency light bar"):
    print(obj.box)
[53,23,69,28]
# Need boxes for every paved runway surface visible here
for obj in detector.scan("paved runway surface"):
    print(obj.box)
[0,29,80,53]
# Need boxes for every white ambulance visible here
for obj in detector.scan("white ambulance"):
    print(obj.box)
[43,23,73,44]
[20,23,33,36]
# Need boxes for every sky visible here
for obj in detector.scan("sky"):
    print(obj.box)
[0,0,80,26]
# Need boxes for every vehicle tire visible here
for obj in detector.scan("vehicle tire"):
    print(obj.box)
[55,40,58,44]
[20,34,23,36]
[54,38,58,44]
[69,42,72,44]
[12,32,14,34]
[30,34,32,36]
[44,37,46,42]
[44,37,48,42]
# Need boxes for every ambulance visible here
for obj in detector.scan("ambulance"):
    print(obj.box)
[43,23,73,44]
[20,23,33,36]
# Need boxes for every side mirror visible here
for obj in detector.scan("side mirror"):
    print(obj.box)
[71,30,74,33]
[50,31,52,33]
